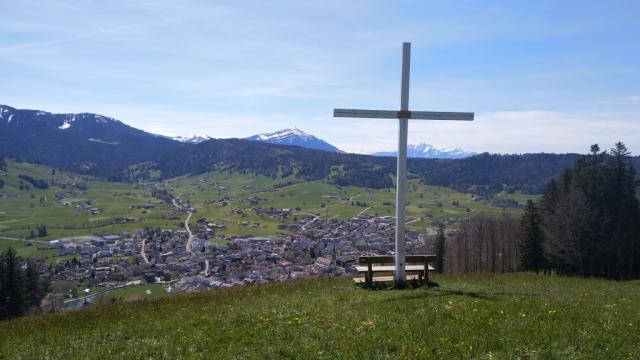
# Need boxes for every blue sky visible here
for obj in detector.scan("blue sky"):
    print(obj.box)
[1,0,639,154]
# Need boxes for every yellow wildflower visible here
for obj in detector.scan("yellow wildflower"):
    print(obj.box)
[360,320,375,328]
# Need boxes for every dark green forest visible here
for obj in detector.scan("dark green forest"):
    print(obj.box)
[519,143,640,279]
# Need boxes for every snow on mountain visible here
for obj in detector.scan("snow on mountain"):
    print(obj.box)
[245,128,341,152]
[172,134,213,144]
[373,143,476,159]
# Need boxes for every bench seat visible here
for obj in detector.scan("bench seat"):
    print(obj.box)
[353,274,421,284]
[355,265,435,273]
[354,255,436,287]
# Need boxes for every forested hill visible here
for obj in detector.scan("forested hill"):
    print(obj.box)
[411,153,586,194]
[1,104,638,194]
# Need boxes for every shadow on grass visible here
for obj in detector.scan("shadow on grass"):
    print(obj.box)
[356,280,440,291]
[373,287,543,303]
[430,288,543,300]
[431,288,494,300]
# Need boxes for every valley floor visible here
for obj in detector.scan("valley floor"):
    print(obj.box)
[0,273,638,359]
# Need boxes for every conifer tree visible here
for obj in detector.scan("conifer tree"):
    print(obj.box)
[519,200,544,273]
[0,248,24,318]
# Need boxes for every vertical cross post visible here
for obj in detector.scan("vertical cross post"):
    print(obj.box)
[394,42,411,288]
[332,42,474,289]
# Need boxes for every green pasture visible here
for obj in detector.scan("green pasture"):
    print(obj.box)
[1,273,638,359]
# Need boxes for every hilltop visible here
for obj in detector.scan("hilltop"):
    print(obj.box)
[0,273,638,359]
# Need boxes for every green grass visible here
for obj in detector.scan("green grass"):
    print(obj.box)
[0,238,57,259]
[1,273,638,359]
[93,284,169,304]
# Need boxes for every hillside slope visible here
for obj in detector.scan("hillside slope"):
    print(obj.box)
[1,274,638,359]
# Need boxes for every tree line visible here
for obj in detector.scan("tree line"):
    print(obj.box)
[18,174,49,189]
[520,143,640,279]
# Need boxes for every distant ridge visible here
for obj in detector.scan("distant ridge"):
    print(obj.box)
[373,143,476,159]
[245,128,341,152]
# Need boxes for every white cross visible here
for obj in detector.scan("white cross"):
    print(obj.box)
[334,42,474,288]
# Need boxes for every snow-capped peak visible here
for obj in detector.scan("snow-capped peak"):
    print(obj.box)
[246,128,340,152]
[372,143,476,159]
[257,127,311,141]
[173,134,213,144]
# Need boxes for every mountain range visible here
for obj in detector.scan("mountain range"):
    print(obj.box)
[373,143,476,159]
[2,104,632,194]
[172,127,475,159]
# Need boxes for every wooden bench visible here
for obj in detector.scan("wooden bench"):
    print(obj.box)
[353,255,436,287]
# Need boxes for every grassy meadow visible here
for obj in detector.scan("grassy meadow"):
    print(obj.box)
[0,273,637,359]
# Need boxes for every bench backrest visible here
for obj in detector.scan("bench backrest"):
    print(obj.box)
[358,255,436,265]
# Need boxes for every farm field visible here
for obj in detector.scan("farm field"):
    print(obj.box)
[163,171,525,237]
[1,273,638,359]
[0,160,179,240]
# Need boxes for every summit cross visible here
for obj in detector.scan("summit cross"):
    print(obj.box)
[333,42,474,288]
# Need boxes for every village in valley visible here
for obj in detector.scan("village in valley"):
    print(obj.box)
[2,159,504,307]
[45,202,442,307]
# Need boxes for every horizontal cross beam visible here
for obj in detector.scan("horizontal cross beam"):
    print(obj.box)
[333,108,474,121]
